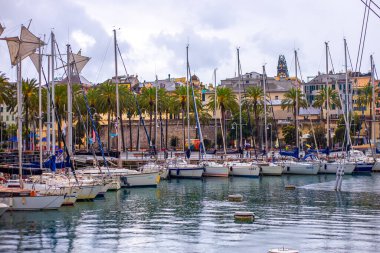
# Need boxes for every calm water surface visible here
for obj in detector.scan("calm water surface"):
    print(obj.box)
[1,174,380,252]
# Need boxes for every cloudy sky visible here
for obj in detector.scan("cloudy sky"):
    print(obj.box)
[0,0,379,84]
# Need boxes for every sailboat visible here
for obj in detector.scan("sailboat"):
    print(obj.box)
[278,50,319,175]
[257,64,283,176]
[0,24,65,210]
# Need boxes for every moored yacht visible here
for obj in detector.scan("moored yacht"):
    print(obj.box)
[166,158,204,179]
[226,161,260,177]
[200,161,229,177]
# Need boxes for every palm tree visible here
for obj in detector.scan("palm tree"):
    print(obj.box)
[22,78,40,150]
[54,84,67,149]
[124,89,136,151]
[281,87,307,130]
[96,81,117,151]
[139,87,156,144]
[313,86,341,120]
[243,86,264,147]
[207,86,238,149]
[174,86,189,150]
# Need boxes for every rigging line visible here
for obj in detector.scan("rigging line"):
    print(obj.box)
[355,0,369,73]
[95,37,111,84]
[68,46,110,172]
[39,56,79,183]
[328,47,335,74]
[117,44,128,76]
[346,41,354,70]
[358,0,371,73]
[360,0,380,20]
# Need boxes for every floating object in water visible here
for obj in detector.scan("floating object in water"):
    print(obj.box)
[228,194,243,202]
[234,211,254,222]
[285,185,296,190]
[268,247,299,253]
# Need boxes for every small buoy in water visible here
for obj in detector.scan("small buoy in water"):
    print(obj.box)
[234,211,254,222]
[228,194,243,202]
[285,185,296,190]
[268,248,299,253]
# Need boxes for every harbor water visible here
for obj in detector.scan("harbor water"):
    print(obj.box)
[1,174,380,252]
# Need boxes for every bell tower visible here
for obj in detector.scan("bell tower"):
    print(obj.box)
[277,55,289,78]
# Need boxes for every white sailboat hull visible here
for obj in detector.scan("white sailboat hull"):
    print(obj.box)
[23,183,78,206]
[0,195,64,210]
[120,172,159,187]
[260,165,283,176]
[229,165,260,177]
[169,168,204,179]
[203,165,229,177]
[77,185,102,200]
[319,162,356,174]
[282,163,319,175]
[372,160,380,172]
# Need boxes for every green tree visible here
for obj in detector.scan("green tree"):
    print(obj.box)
[243,86,264,148]
[307,125,327,148]
[281,87,307,130]
[313,86,341,120]
[207,86,238,149]
[282,125,296,145]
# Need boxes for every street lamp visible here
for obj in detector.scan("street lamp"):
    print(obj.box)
[231,122,238,149]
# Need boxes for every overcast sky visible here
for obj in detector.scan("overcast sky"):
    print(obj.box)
[0,0,379,84]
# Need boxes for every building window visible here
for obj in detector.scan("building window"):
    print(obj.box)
[332,84,335,90]
[6,116,9,121]
[202,93,205,102]
[275,96,279,100]
[246,80,249,84]
[0,106,2,112]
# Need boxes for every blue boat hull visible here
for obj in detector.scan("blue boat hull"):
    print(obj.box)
[353,163,373,173]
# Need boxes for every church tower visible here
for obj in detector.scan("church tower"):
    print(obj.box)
[277,55,289,79]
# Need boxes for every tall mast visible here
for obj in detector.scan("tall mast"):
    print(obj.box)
[295,50,299,151]
[325,42,331,149]
[114,29,122,168]
[155,75,158,152]
[263,65,268,154]
[237,48,243,149]
[214,68,217,150]
[371,55,375,148]
[17,59,23,187]
[186,45,191,153]
[38,43,43,169]
[51,32,56,155]
[344,38,351,148]
[47,54,51,153]
[67,44,73,155]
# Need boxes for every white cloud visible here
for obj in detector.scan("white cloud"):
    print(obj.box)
[71,30,96,51]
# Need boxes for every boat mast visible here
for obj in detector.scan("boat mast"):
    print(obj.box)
[114,29,122,168]
[371,55,376,149]
[67,44,73,156]
[344,38,351,150]
[17,59,23,187]
[214,68,217,150]
[155,75,158,153]
[38,43,43,170]
[51,32,56,156]
[186,45,191,154]
[237,48,243,149]
[47,53,51,153]
[263,65,268,154]
[295,50,299,152]
[325,42,331,149]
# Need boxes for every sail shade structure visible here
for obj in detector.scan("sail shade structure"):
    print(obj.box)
[0,23,4,36]
[0,25,44,66]
[69,52,90,74]
[29,53,40,71]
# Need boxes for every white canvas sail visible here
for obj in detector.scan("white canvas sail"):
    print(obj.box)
[0,26,44,66]
[29,53,40,71]
[70,52,90,74]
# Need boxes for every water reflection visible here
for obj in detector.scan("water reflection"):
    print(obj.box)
[0,175,380,252]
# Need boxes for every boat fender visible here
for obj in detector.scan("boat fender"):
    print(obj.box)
[230,166,233,172]
[30,190,37,197]
[287,167,290,172]
[0,177,7,183]
[324,164,327,170]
